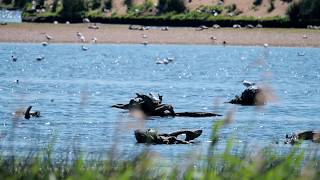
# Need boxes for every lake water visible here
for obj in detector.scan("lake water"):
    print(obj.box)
[0,10,22,23]
[0,43,319,160]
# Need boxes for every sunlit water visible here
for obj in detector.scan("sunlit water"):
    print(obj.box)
[0,43,319,160]
[0,10,22,23]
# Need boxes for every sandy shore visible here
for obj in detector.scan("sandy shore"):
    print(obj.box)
[0,23,320,47]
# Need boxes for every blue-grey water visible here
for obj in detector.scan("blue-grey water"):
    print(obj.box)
[0,10,21,23]
[0,43,319,160]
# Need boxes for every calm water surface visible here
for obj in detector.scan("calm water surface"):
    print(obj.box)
[0,43,319,159]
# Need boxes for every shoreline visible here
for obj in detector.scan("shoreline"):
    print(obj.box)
[0,23,320,47]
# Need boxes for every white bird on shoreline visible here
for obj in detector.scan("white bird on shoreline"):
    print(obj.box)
[92,37,97,43]
[80,35,86,42]
[45,34,53,41]
[77,32,82,37]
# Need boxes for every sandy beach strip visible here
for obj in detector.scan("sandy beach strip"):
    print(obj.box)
[0,23,319,47]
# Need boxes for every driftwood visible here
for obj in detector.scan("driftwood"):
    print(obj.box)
[175,112,222,117]
[112,93,222,117]
[134,129,203,144]
[24,106,41,119]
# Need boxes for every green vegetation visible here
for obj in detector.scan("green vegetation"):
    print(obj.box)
[0,119,320,179]
[13,0,28,8]
[0,0,319,27]
[127,0,155,16]
[267,0,275,13]
[157,0,186,14]
[253,0,263,6]
[287,0,320,20]
[61,0,87,18]
[124,0,133,8]
[104,0,112,10]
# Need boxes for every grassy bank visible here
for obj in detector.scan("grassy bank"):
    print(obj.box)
[1,120,320,180]
[21,13,320,28]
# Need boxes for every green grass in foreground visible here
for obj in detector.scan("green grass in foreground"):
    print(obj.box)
[1,119,320,180]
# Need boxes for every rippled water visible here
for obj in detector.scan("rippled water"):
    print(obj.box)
[0,10,22,23]
[0,43,319,159]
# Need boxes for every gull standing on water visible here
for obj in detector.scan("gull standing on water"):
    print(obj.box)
[242,80,256,89]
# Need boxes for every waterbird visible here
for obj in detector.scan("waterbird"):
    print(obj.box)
[210,36,217,40]
[156,58,173,65]
[242,80,256,88]
[36,55,45,61]
[45,34,53,41]
[92,37,97,43]
[297,52,306,56]
[77,32,82,37]
[263,43,269,48]
[80,35,86,42]
[11,55,17,62]
[42,42,48,46]
[82,45,88,51]
[142,41,148,46]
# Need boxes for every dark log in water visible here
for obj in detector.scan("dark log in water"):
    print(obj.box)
[175,112,222,117]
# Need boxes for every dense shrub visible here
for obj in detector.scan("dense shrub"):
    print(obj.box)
[61,0,87,18]
[127,0,154,16]
[157,0,186,14]
[38,0,45,6]
[267,0,275,13]
[104,0,112,10]
[90,0,101,10]
[14,0,29,8]
[287,0,320,20]
[225,4,237,13]
[51,0,59,12]
[2,0,12,5]
[124,0,132,7]
[253,0,263,6]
